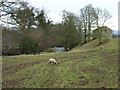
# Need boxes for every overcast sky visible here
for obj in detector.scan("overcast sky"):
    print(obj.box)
[118,1,120,31]
[14,0,119,30]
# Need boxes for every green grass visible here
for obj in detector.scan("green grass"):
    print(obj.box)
[2,38,118,88]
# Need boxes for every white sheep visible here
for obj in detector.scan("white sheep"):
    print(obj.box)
[48,58,57,64]
[100,45,103,49]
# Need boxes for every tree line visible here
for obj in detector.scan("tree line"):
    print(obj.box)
[0,1,111,55]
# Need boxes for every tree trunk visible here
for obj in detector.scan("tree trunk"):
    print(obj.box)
[84,27,87,43]
[88,21,91,42]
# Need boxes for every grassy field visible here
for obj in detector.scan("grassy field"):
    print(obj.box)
[2,38,118,88]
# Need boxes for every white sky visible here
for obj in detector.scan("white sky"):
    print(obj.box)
[118,1,120,30]
[6,0,120,30]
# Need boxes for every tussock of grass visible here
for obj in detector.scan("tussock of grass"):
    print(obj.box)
[2,39,118,88]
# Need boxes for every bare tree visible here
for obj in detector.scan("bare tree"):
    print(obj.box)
[80,8,87,43]
[80,4,98,43]
[95,7,112,27]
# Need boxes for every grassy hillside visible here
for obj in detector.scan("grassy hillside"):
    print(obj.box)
[2,38,118,88]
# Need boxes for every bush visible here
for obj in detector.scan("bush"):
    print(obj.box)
[2,47,20,55]
[19,36,39,54]
[45,48,55,53]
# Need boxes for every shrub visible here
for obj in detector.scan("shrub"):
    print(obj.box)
[2,47,20,55]
[19,36,39,54]
[45,48,55,53]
